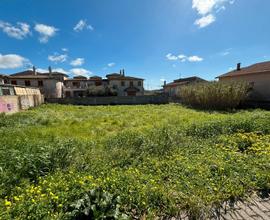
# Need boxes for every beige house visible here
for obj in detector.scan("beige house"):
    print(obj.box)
[64,76,108,97]
[163,76,207,97]
[3,68,144,98]
[63,70,144,97]
[217,61,270,101]
[106,71,144,96]
[6,67,67,99]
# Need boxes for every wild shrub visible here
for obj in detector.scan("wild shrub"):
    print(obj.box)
[0,139,77,196]
[179,81,250,110]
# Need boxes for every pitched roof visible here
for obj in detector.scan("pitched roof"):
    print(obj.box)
[164,76,207,88]
[217,61,270,78]
[8,75,53,79]
[106,73,144,80]
[10,70,68,77]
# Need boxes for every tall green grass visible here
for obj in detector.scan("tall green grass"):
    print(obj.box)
[179,81,250,110]
[0,104,269,219]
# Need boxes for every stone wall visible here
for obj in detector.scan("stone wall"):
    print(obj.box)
[47,95,169,105]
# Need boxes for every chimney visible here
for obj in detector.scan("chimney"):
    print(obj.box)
[119,69,122,75]
[164,80,167,86]
[122,69,125,76]
[33,66,37,75]
[48,66,52,76]
[237,63,241,71]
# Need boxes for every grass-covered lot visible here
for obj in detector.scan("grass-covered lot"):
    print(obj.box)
[0,104,270,219]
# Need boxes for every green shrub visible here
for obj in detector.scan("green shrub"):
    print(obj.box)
[179,81,250,110]
[0,139,77,196]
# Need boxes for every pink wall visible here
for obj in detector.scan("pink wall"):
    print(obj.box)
[0,96,19,113]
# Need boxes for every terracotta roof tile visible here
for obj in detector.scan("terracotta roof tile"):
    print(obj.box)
[218,61,270,78]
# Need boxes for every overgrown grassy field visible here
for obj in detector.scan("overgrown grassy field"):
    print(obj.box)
[0,104,270,219]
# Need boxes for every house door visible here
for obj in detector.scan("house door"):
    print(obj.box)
[127,91,136,96]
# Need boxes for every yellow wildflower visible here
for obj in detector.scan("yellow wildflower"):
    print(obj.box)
[5,200,11,206]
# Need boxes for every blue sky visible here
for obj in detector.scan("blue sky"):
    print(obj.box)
[0,0,270,89]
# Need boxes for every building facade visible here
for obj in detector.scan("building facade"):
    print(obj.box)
[4,68,67,99]
[217,61,270,101]
[63,71,144,98]
[106,72,144,96]
[163,76,207,97]
[2,68,144,98]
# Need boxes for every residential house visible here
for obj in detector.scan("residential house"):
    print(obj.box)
[63,76,108,97]
[6,67,68,99]
[106,70,144,96]
[3,68,144,98]
[163,76,207,97]
[217,61,270,101]
[63,70,144,97]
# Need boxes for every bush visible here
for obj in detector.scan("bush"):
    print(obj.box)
[178,81,250,110]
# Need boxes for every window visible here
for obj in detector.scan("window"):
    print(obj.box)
[95,81,102,86]
[72,82,80,88]
[138,81,142,86]
[2,88,11,95]
[121,81,125,87]
[38,80,43,87]
[65,91,71,97]
[25,80,31,86]
[11,80,17,85]
[130,81,134,87]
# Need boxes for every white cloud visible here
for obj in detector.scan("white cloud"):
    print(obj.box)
[52,68,69,74]
[62,48,68,52]
[107,62,115,67]
[73,19,94,32]
[220,48,232,56]
[48,53,67,63]
[192,0,235,28]
[187,56,204,62]
[36,67,69,74]
[194,14,216,28]
[0,21,31,39]
[192,0,216,15]
[166,53,178,61]
[166,53,203,62]
[0,54,30,69]
[36,68,48,73]
[70,68,92,77]
[70,58,85,66]
[34,23,58,43]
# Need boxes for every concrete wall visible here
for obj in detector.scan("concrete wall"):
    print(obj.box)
[47,95,168,105]
[0,86,44,113]
[0,96,20,114]
[219,72,270,101]
[0,95,43,113]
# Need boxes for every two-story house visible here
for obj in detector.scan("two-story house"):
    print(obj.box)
[106,71,144,96]
[6,67,68,99]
